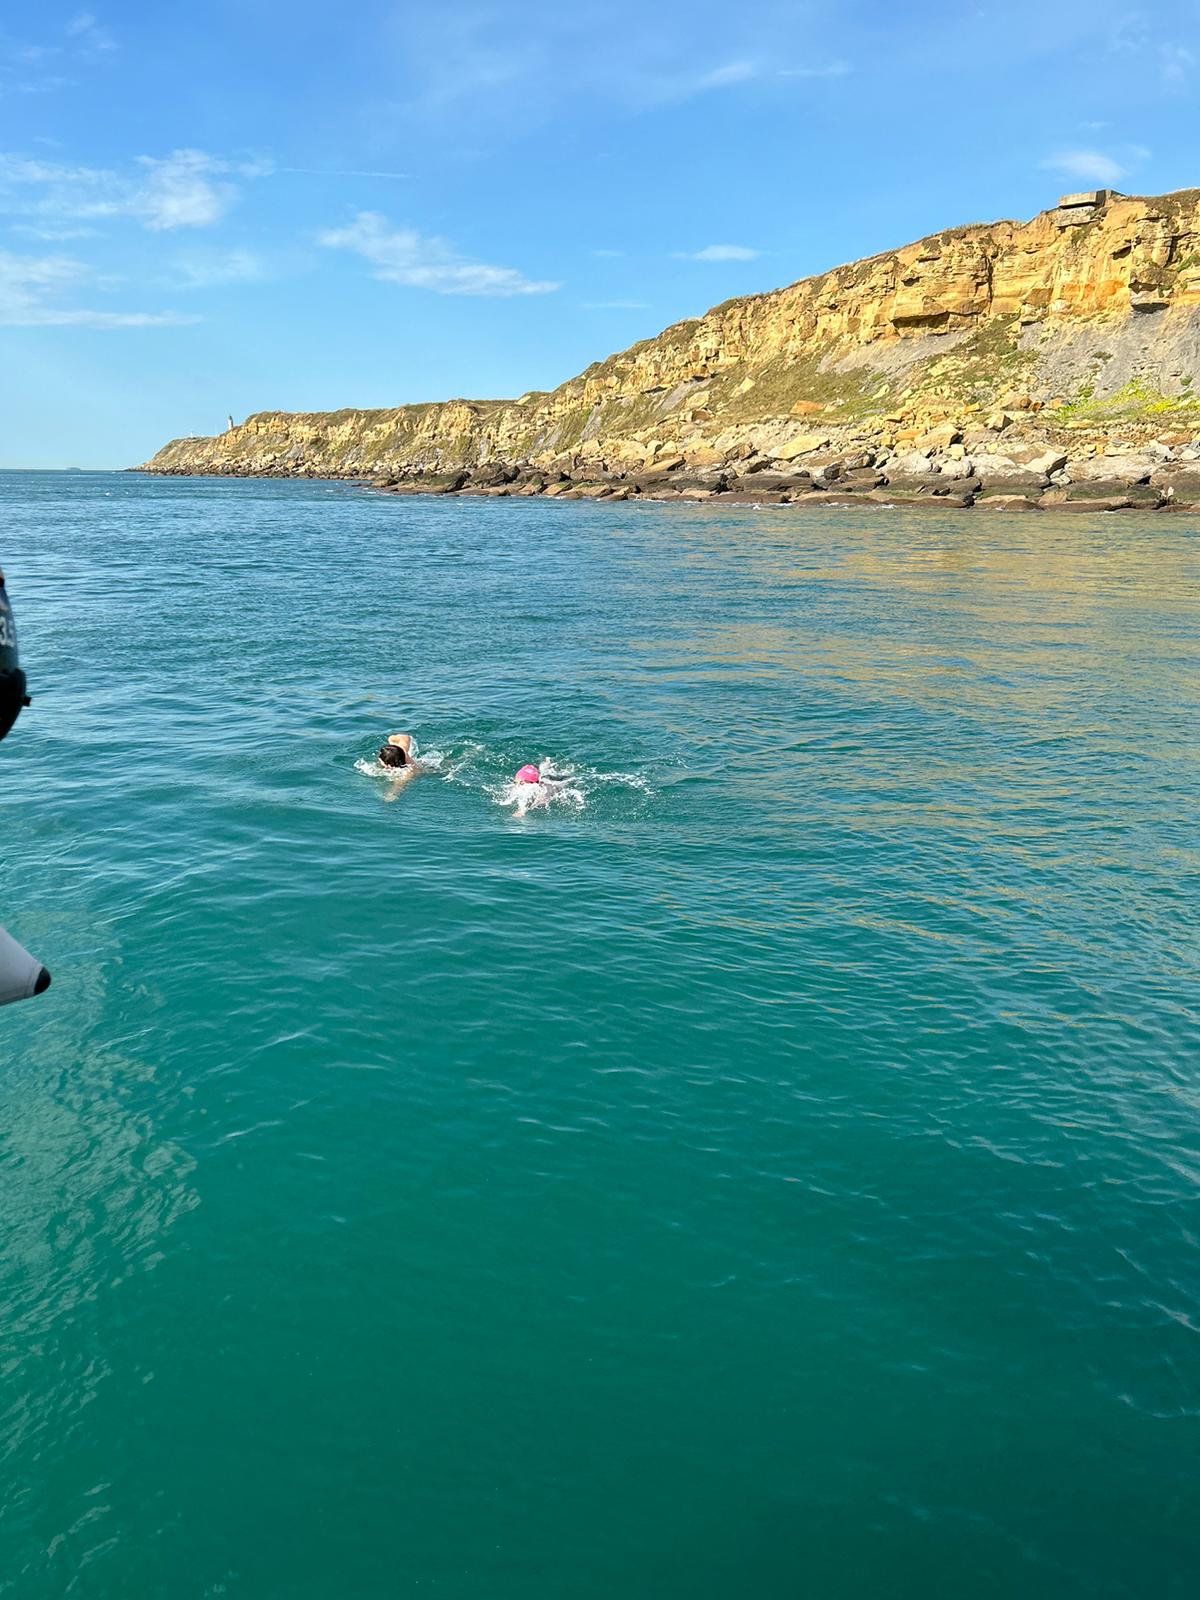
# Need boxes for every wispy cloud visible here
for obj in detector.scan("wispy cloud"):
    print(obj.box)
[0,148,262,230]
[169,249,268,289]
[12,74,74,94]
[778,61,850,79]
[0,155,102,184]
[320,211,559,296]
[11,222,98,241]
[674,243,760,262]
[277,166,409,180]
[591,248,625,259]
[590,50,851,105]
[619,60,748,105]
[694,61,756,90]
[385,4,855,126]
[566,44,852,107]
[0,11,114,94]
[1161,43,1194,87]
[0,249,192,327]
[1040,148,1127,185]
[1108,14,1193,89]
[65,12,117,52]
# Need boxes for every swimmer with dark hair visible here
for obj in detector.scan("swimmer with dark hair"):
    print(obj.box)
[378,732,421,799]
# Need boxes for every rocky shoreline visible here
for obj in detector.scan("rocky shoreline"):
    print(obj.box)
[145,414,1200,513]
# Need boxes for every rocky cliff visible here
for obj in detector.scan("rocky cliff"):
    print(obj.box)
[142,189,1200,509]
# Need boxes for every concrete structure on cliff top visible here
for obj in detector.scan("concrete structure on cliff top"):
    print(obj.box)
[143,190,1200,499]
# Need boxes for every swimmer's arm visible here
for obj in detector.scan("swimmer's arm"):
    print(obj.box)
[383,767,418,800]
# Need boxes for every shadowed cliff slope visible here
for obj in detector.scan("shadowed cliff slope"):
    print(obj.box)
[143,190,1200,485]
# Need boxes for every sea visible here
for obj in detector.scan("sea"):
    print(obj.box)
[1,470,1197,1598]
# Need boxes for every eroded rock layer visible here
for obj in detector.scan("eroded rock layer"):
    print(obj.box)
[142,189,1200,507]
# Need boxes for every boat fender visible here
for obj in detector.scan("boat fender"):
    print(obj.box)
[0,925,51,1008]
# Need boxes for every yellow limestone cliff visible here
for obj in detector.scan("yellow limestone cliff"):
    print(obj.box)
[143,190,1200,482]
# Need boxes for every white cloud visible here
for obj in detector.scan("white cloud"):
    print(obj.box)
[320,211,559,296]
[1040,149,1127,185]
[0,248,192,327]
[0,147,257,231]
[674,243,760,262]
[131,150,236,230]
[234,155,276,180]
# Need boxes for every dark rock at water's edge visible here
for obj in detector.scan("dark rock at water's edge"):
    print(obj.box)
[140,451,1200,512]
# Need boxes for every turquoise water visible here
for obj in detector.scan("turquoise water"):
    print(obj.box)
[1,470,1198,1597]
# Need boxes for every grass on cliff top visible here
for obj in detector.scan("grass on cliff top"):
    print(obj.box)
[1139,188,1200,226]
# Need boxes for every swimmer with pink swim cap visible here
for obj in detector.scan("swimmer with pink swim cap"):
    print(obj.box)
[510,761,570,813]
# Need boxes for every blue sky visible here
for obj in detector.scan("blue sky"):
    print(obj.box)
[1,0,1197,466]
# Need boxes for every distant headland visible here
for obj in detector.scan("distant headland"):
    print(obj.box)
[140,189,1200,512]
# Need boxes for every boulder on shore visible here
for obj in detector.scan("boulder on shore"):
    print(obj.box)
[974,494,1041,511]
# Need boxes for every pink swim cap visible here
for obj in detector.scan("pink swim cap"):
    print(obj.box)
[515,764,540,784]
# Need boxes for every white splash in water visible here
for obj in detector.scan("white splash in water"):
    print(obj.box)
[491,774,586,816]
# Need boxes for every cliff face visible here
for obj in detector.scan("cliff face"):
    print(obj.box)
[144,190,1200,481]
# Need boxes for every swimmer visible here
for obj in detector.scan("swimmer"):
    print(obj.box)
[509,763,545,815]
[377,732,422,800]
[514,763,570,786]
[509,761,572,816]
